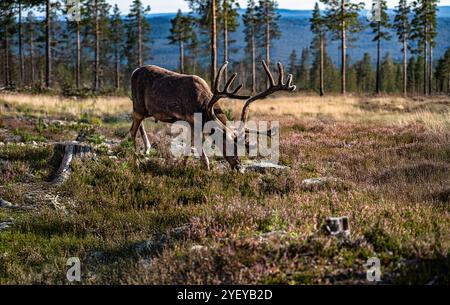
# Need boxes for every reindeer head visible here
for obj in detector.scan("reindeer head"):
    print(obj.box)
[205,61,296,171]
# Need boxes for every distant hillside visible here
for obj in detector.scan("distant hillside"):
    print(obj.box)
[148,6,450,70]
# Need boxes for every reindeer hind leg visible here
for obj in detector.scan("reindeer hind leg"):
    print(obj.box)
[129,111,144,151]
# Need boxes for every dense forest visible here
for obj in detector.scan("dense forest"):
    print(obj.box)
[1,0,450,96]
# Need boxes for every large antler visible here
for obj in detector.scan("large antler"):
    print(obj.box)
[206,62,250,135]
[239,61,296,125]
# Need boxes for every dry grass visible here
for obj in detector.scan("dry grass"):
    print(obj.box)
[225,95,450,132]
[1,93,449,132]
[0,92,449,284]
[0,93,131,118]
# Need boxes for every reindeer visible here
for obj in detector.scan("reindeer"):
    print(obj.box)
[129,61,296,171]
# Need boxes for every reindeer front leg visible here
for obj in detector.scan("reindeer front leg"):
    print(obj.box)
[138,121,152,155]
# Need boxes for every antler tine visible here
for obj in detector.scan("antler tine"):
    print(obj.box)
[238,61,297,133]
[224,73,237,92]
[214,61,228,93]
[277,62,285,85]
[262,61,275,87]
[231,84,243,95]
[286,74,296,91]
[206,62,250,138]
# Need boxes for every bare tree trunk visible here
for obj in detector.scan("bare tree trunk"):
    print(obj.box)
[319,32,324,97]
[210,0,217,87]
[341,0,346,95]
[423,20,428,96]
[429,43,433,95]
[29,24,35,84]
[376,22,381,94]
[265,0,270,89]
[115,42,120,90]
[45,0,52,88]
[223,0,228,84]
[251,28,256,94]
[179,41,184,74]
[4,29,11,87]
[447,71,450,95]
[403,34,407,97]
[76,21,81,89]
[138,8,143,66]
[18,1,24,86]
[94,0,100,91]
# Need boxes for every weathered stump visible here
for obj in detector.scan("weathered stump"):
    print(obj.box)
[51,141,93,184]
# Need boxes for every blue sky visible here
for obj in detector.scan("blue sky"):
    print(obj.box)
[108,0,450,14]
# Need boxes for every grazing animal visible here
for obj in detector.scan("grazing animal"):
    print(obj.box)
[129,61,296,170]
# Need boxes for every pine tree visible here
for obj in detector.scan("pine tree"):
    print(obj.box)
[243,0,259,93]
[0,1,16,87]
[310,2,327,96]
[370,0,391,94]
[320,0,364,94]
[186,30,201,75]
[310,46,338,93]
[110,4,125,90]
[25,10,37,84]
[17,1,24,85]
[427,0,438,94]
[414,55,425,94]
[45,0,52,88]
[211,0,217,87]
[168,10,194,74]
[435,48,450,93]
[65,0,85,89]
[394,0,411,96]
[298,48,310,91]
[288,49,298,76]
[125,0,151,74]
[83,0,111,91]
[256,0,281,76]
[407,56,417,93]
[380,52,396,93]
[354,53,375,93]
[411,0,438,95]
[186,0,216,84]
[219,0,240,81]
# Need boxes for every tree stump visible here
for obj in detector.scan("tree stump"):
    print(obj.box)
[51,141,93,184]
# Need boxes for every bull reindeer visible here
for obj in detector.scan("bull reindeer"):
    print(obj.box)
[129,61,296,171]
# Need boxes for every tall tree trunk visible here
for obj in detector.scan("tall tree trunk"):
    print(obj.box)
[76,21,81,89]
[179,41,184,74]
[29,24,35,84]
[376,22,381,94]
[319,32,325,97]
[210,0,217,87]
[341,0,346,95]
[4,28,11,87]
[423,20,428,95]
[115,42,120,90]
[45,0,52,88]
[447,70,450,95]
[94,0,100,91]
[223,0,228,84]
[138,9,143,66]
[429,43,433,95]
[403,34,407,97]
[18,1,24,86]
[251,28,256,94]
[265,1,270,88]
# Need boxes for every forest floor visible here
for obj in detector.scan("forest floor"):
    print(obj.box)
[0,92,449,284]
